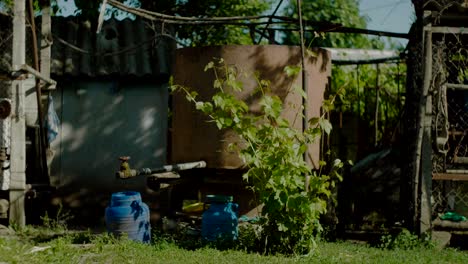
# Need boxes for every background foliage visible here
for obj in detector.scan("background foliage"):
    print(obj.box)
[281,0,384,49]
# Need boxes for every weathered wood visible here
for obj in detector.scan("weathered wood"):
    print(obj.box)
[420,130,432,234]
[428,26,468,34]
[446,83,468,90]
[12,0,25,67]
[416,16,433,235]
[148,172,180,179]
[8,190,25,226]
[96,0,108,34]
[14,64,56,87]
[10,0,26,227]
[433,173,468,181]
[433,218,468,230]
[40,3,52,85]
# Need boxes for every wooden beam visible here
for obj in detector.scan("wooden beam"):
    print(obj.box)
[428,26,468,34]
[447,83,468,90]
[13,64,56,88]
[433,173,468,181]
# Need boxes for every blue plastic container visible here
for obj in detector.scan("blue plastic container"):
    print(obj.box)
[201,195,239,241]
[105,191,151,243]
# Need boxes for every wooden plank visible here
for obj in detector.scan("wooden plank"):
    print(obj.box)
[433,218,468,230]
[447,83,468,90]
[429,26,468,35]
[12,0,25,68]
[433,173,468,181]
[9,190,25,226]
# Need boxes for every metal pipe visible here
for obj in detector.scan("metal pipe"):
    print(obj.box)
[117,161,207,179]
[256,0,284,44]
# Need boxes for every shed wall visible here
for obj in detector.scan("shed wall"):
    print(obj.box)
[50,80,168,194]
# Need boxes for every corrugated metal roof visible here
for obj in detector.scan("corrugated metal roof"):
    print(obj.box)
[51,17,174,78]
[0,13,174,79]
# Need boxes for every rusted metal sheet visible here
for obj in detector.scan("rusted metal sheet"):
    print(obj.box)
[171,45,331,169]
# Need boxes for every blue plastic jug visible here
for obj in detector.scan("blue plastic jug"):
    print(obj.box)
[201,195,238,241]
[105,191,151,243]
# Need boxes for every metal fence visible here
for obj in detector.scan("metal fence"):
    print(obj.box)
[0,13,13,85]
[431,28,468,218]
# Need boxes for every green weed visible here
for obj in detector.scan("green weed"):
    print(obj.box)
[379,229,435,250]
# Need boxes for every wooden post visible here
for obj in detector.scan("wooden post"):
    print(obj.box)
[374,64,380,147]
[41,0,54,177]
[10,0,27,226]
[41,1,52,85]
[419,23,433,235]
[296,0,312,190]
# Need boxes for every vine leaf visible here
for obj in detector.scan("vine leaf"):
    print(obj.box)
[319,119,332,134]
[284,65,301,78]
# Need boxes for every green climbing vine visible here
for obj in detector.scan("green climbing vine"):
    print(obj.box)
[170,58,343,255]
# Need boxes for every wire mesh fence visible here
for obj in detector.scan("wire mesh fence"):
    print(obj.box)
[431,28,468,218]
[0,13,13,98]
[433,181,468,216]
[0,13,12,73]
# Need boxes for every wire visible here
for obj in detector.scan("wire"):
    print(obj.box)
[0,33,12,49]
[380,1,406,25]
[107,0,409,39]
[108,0,276,22]
[256,0,285,44]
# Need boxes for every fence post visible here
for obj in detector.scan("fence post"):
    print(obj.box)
[418,14,433,235]
[10,0,27,227]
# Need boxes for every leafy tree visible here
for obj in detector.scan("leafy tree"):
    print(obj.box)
[332,63,406,147]
[282,0,383,49]
[1,0,270,46]
[76,0,271,46]
[144,0,272,46]
[280,1,406,150]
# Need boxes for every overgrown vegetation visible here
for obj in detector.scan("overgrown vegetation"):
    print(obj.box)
[1,227,467,264]
[379,229,434,250]
[331,62,406,146]
[170,59,344,255]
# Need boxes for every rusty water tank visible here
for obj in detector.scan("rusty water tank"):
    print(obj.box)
[171,45,331,169]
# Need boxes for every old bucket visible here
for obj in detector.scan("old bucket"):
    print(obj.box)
[105,191,151,243]
[201,195,238,241]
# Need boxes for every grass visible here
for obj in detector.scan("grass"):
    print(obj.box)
[0,227,467,264]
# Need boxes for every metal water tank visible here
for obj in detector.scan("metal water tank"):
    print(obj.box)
[171,45,331,169]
